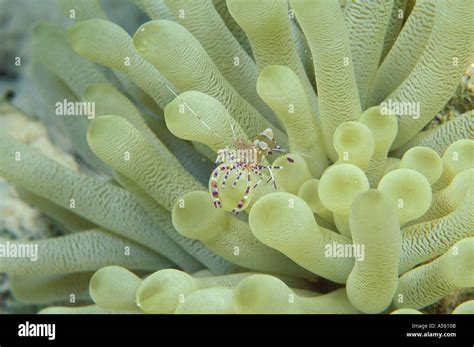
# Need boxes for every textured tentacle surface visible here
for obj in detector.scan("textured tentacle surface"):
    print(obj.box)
[227,0,318,116]
[379,0,408,62]
[68,19,176,109]
[249,192,354,283]
[16,188,96,234]
[0,0,472,316]
[378,169,432,226]
[394,238,474,309]
[399,147,443,185]
[212,0,252,55]
[386,0,473,149]
[392,111,474,158]
[172,192,312,279]
[87,115,204,211]
[433,139,474,191]
[129,0,175,21]
[368,0,437,106]
[333,121,375,171]
[113,171,234,275]
[175,287,235,314]
[272,154,313,195]
[257,65,328,177]
[347,190,401,314]
[83,82,212,184]
[412,169,473,224]
[291,0,362,161]
[0,131,196,269]
[399,188,474,273]
[298,179,335,226]
[233,275,359,314]
[360,106,398,187]
[164,91,249,152]
[343,0,393,106]
[32,23,108,98]
[163,0,275,123]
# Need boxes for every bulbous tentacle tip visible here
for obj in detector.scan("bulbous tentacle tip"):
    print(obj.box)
[227,0,286,31]
[67,19,109,53]
[271,153,312,195]
[233,274,294,314]
[83,82,115,99]
[451,237,474,287]
[66,21,85,48]
[136,269,196,314]
[249,192,315,237]
[132,23,153,53]
[172,191,229,241]
[452,300,474,314]
[400,146,443,185]
[351,189,396,215]
[86,115,120,147]
[318,163,369,216]
[378,168,432,225]
[89,266,142,312]
[3,0,473,316]
[394,237,474,310]
[390,308,423,314]
[132,20,179,53]
[257,65,292,88]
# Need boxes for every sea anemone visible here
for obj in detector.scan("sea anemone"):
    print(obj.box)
[0,0,472,315]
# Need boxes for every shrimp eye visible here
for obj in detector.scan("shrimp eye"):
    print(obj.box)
[258,141,269,150]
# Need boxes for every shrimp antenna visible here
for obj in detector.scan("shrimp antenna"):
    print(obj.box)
[228,118,237,142]
[267,166,278,190]
[166,85,223,140]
